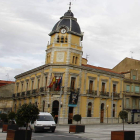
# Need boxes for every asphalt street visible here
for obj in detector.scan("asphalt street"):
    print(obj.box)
[1,124,140,140]
[32,132,88,140]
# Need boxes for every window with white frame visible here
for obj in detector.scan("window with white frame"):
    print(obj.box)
[126,85,130,92]
[135,86,139,93]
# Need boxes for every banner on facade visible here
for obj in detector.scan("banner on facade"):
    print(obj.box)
[68,90,79,107]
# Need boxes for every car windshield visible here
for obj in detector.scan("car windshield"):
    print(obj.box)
[37,115,54,121]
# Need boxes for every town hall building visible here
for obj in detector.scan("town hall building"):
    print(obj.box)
[13,6,124,124]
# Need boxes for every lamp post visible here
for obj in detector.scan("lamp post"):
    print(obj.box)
[57,86,64,125]
[107,105,109,124]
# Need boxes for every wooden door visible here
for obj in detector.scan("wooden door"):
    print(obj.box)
[100,110,104,123]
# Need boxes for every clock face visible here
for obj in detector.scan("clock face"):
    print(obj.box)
[61,28,66,34]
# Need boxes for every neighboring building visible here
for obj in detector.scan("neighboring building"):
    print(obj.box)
[0,80,14,87]
[13,7,124,124]
[113,57,140,122]
[0,81,15,113]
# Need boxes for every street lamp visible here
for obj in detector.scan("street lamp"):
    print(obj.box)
[107,105,109,124]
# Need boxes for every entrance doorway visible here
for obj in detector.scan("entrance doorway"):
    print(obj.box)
[68,107,73,124]
[100,103,104,123]
[52,100,59,124]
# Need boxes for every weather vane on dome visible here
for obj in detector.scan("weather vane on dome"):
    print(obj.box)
[69,1,72,10]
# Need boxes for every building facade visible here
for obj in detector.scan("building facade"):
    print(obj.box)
[113,57,140,122]
[0,81,15,113]
[13,8,124,124]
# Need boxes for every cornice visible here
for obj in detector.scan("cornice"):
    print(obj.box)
[15,64,124,79]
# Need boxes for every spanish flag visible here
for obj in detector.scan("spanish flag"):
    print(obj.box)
[48,77,56,88]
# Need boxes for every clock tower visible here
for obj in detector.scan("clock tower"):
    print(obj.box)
[45,7,84,66]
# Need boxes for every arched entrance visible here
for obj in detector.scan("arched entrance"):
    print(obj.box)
[100,103,104,123]
[52,100,59,124]
[87,102,92,117]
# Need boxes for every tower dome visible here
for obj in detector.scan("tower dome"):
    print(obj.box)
[49,9,83,40]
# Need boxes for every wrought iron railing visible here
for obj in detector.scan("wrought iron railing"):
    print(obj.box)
[17,93,20,97]
[86,90,97,96]
[112,92,120,97]
[100,91,109,97]
[26,90,30,96]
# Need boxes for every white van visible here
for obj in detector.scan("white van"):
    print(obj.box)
[29,112,56,133]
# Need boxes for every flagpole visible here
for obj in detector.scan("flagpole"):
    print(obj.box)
[57,86,63,125]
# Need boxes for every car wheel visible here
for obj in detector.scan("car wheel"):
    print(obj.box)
[52,130,55,133]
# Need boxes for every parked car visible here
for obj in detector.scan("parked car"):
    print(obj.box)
[29,112,56,133]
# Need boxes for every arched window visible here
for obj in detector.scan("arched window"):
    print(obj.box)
[57,36,59,43]
[65,36,67,43]
[101,103,104,110]
[87,102,92,117]
[61,36,64,43]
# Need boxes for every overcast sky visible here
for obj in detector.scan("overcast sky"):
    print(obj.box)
[1,0,140,81]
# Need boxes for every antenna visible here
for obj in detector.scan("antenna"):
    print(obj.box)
[86,54,89,60]
[6,73,9,81]
[130,51,133,59]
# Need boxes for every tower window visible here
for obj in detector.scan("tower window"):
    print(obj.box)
[65,36,67,43]
[75,57,78,64]
[57,36,59,43]
[61,36,64,43]
[72,56,75,63]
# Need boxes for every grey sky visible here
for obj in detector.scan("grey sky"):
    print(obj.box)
[1,0,140,81]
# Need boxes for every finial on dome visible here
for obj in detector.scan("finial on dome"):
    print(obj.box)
[69,2,71,10]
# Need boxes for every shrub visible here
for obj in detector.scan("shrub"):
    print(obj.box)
[15,103,39,140]
[8,112,16,120]
[119,110,128,131]
[0,113,8,122]
[73,114,82,124]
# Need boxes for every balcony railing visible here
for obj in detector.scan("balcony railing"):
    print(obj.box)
[86,90,97,96]
[21,92,25,97]
[112,92,120,98]
[26,90,30,96]
[17,93,20,97]
[100,91,109,97]
[32,89,38,94]
[67,87,79,93]
[12,94,15,98]
[40,87,45,92]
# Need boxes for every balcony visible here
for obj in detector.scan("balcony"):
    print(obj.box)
[86,90,97,96]
[40,87,44,92]
[26,90,30,96]
[12,94,15,98]
[49,87,64,95]
[112,92,120,98]
[100,91,109,98]
[31,89,39,97]
[17,93,20,97]
[67,87,79,93]
[124,91,140,97]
